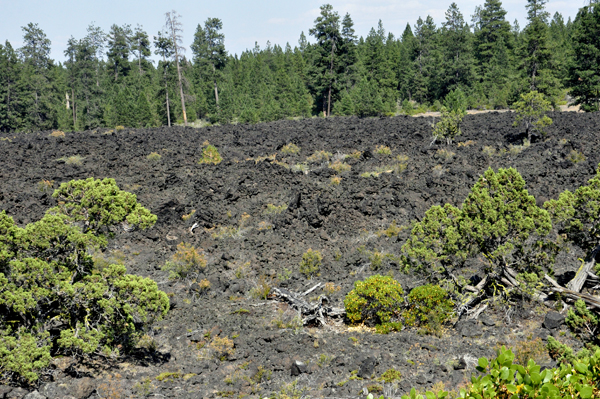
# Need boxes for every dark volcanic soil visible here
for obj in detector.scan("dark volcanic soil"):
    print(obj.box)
[1,112,599,398]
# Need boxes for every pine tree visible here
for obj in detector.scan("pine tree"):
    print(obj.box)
[135,91,152,127]
[520,0,560,102]
[474,0,513,79]
[131,25,152,75]
[397,24,416,101]
[362,22,397,110]
[191,18,227,112]
[569,4,600,111]
[106,24,132,82]
[439,3,476,97]
[309,4,342,116]
[338,13,358,92]
[85,23,105,88]
[0,41,23,131]
[411,16,438,104]
[19,23,55,131]
[548,12,573,85]
[352,76,385,117]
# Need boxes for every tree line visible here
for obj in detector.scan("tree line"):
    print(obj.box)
[0,0,598,133]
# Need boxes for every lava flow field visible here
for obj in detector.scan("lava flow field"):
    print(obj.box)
[0,111,599,398]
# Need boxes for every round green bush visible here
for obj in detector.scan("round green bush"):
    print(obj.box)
[344,275,404,326]
[404,284,454,328]
[0,178,168,385]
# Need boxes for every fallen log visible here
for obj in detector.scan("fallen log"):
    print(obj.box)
[269,287,345,327]
[567,246,600,292]
[544,274,600,310]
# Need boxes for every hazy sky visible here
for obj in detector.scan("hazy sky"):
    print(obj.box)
[1,0,579,63]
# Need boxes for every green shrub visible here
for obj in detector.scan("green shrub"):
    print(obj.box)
[264,203,288,215]
[443,88,468,113]
[566,299,599,341]
[403,168,553,282]
[375,145,392,156]
[59,154,84,165]
[199,144,222,165]
[512,90,553,142]
[344,275,404,327]
[547,336,576,364]
[147,152,162,163]
[567,149,586,164]
[299,249,322,278]
[280,143,300,155]
[162,242,207,280]
[0,178,168,385]
[404,285,454,335]
[374,322,402,334]
[329,161,351,173]
[432,107,464,145]
[378,368,402,383]
[401,99,416,115]
[307,150,333,163]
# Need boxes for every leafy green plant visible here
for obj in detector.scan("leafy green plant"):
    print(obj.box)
[299,248,322,278]
[344,275,404,327]
[512,90,553,142]
[403,284,454,335]
[199,144,223,165]
[0,178,167,385]
[399,346,600,399]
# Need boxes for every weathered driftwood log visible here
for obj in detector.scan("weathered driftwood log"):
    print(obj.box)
[544,274,600,310]
[567,246,600,292]
[270,286,345,326]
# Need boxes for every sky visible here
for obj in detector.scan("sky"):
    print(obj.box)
[0,0,579,63]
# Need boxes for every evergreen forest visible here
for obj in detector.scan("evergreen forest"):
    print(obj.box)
[0,0,598,133]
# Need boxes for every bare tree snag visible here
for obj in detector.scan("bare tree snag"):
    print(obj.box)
[269,287,345,327]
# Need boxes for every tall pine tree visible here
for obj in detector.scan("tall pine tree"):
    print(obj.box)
[569,4,600,111]
[309,4,342,116]
[191,18,227,113]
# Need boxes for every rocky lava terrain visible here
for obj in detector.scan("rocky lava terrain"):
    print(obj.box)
[0,111,599,398]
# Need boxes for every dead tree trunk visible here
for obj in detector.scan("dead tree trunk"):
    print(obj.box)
[269,286,345,327]
[567,246,600,293]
